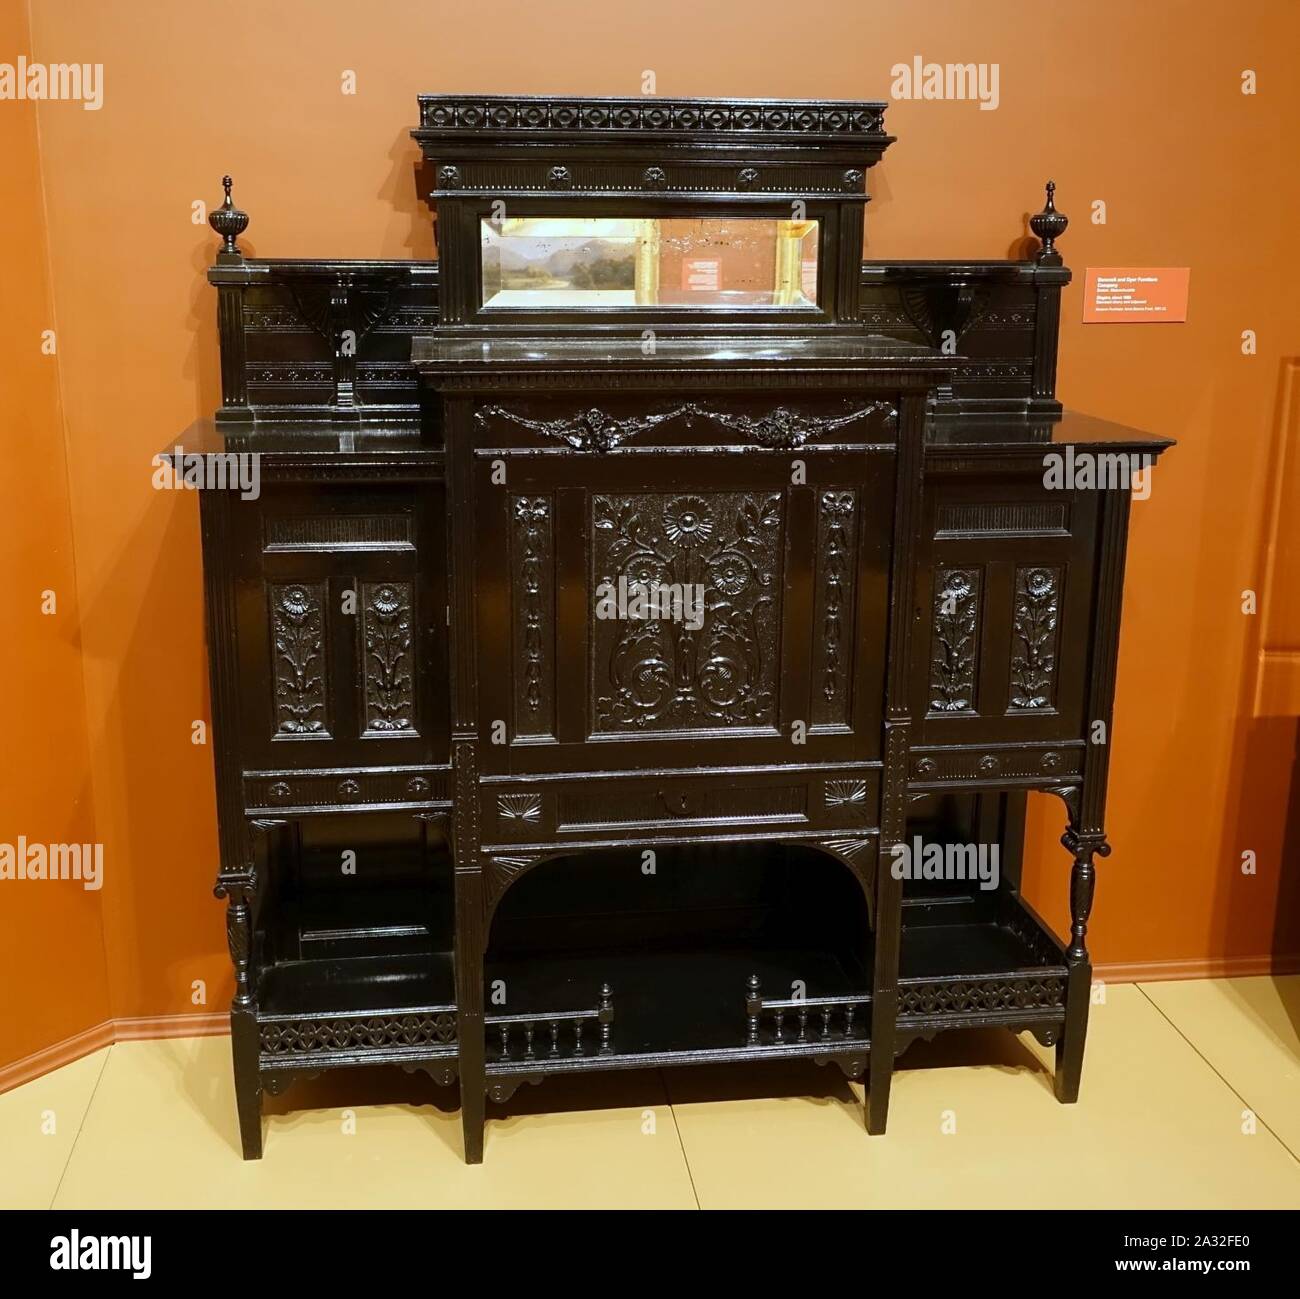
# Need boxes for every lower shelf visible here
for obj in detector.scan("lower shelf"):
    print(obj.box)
[484,943,871,1075]
[255,952,458,1071]
[897,893,1069,1035]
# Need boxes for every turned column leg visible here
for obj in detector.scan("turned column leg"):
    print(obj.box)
[1054,828,1109,1104]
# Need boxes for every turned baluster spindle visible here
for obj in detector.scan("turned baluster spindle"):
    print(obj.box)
[599,983,615,1054]
[796,1005,809,1042]
[524,1022,535,1057]
[549,1020,560,1056]
[821,1005,833,1038]
[745,973,763,1046]
[499,1023,510,1059]
[573,1017,585,1054]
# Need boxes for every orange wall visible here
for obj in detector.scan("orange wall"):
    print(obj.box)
[0,0,109,1069]
[7,0,1298,1056]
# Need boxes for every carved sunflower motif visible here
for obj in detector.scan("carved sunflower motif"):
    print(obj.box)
[707,551,749,596]
[1025,569,1054,598]
[625,555,669,589]
[370,585,402,620]
[279,585,312,622]
[662,497,714,548]
[942,572,974,602]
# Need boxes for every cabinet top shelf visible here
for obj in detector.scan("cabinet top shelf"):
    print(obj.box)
[411,332,947,373]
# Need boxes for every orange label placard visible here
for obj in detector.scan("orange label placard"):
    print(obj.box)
[1083,267,1190,323]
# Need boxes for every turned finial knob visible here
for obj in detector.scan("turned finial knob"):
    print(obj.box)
[209,173,249,258]
[1030,179,1068,264]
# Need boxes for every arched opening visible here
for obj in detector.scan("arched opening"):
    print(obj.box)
[485,842,871,1060]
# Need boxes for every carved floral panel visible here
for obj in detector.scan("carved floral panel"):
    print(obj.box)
[359,581,417,736]
[590,491,785,733]
[929,568,982,714]
[1009,566,1062,711]
[270,581,330,737]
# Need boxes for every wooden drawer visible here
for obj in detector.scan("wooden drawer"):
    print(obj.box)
[479,766,880,848]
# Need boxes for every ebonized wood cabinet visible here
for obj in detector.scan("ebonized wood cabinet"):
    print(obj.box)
[186,96,1172,1162]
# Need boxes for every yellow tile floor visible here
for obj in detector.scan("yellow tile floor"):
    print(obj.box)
[5,977,1299,1209]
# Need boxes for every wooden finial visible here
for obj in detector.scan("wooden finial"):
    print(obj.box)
[1030,179,1068,264]
[209,174,249,259]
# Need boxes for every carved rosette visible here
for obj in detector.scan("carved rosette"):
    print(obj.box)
[270,582,329,736]
[929,568,981,713]
[1009,566,1061,710]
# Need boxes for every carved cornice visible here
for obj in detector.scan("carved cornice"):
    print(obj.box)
[415,96,889,143]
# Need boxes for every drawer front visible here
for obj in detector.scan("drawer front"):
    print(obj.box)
[480,767,880,849]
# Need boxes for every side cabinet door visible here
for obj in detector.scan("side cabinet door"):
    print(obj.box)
[234,481,449,771]
[911,466,1100,746]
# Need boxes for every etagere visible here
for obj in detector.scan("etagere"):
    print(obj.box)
[185,95,1172,1161]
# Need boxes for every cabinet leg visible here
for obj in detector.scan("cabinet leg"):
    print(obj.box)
[459,1013,485,1165]
[1053,825,1106,1105]
[231,1007,263,1160]
[866,990,897,1135]
[461,1084,485,1165]
[867,1053,893,1134]
[1054,960,1091,1103]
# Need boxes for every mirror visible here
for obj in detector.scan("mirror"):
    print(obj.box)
[480,216,820,310]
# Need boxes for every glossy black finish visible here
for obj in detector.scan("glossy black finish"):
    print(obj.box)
[193,96,1172,1162]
